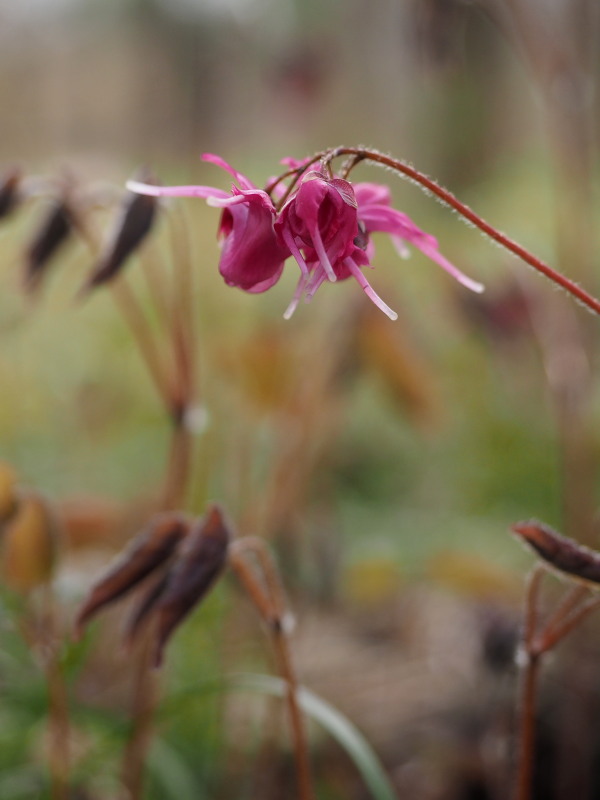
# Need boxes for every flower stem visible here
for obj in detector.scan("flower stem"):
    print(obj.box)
[325,147,600,317]
[514,565,546,800]
[229,539,315,800]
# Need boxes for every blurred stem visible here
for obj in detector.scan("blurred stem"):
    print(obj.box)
[514,565,545,800]
[120,633,159,800]
[110,280,175,411]
[230,539,315,800]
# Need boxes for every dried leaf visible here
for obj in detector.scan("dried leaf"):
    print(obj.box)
[2,492,59,592]
[24,199,74,292]
[81,176,157,293]
[75,512,189,638]
[152,504,231,667]
[512,520,600,586]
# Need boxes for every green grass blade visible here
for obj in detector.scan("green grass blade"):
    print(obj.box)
[230,673,399,800]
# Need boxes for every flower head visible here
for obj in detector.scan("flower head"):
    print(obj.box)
[127,152,483,320]
[127,154,288,293]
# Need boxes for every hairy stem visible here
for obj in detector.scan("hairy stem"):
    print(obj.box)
[324,147,600,317]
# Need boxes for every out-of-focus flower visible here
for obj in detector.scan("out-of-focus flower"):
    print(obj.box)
[127,154,289,293]
[128,153,483,320]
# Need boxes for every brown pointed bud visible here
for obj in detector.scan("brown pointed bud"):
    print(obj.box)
[0,167,22,220]
[512,520,600,586]
[122,572,170,649]
[24,199,74,293]
[74,512,190,638]
[81,173,157,294]
[0,462,19,525]
[152,504,231,667]
[2,492,60,592]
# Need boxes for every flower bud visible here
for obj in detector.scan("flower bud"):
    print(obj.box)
[152,504,231,667]
[512,519,600,586]
[81,175,157,293]
[0,462,18,525]
[0,167,22,221]
[24,199,74,292]
[2,492,59,592]
[74,512,189,638]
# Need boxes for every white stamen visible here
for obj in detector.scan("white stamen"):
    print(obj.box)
[310,224,337,282]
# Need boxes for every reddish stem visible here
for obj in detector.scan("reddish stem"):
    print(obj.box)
[324,147,600,317]
[514,565,546,800]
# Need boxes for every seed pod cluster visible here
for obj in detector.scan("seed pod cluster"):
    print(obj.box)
[512,519,600,586]
[75,504,232,666]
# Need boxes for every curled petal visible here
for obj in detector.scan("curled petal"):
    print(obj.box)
[152,504,231,667]
[126,180,228,201]
[201,153,255,190]
[74,512,190,638]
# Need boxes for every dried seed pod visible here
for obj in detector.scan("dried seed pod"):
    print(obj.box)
[81,174,158,293]
[512,520,600,586]
[24,199,74,292]
[0,462,19,525]
[152,504,231,667]
[2,492,59,592]
[74,512,190,638]
[0,167,22,220]
[122,572,170,648]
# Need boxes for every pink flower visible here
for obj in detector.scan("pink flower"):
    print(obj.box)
[127,154,289,293]
[276,169,483,321]
[127,153,483,320]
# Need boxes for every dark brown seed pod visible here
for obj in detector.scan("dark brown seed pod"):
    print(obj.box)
[74,512,190,638]
[0,167,22,220]
[152,504,231,667]
[24,199,74,293]
[81,173,158,293]
[122,571,170,649]
[512,520,600,586]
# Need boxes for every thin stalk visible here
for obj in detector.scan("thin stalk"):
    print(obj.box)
[514,565,546,800]
[539,593,600,653]
[110,280,175,411]
[322,147,600,317]
[229,540,315,800]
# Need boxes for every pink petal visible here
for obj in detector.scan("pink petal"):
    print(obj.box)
[201,153,255,190]
[126,180,228,200]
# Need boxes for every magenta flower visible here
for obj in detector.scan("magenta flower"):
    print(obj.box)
[127,152,483,320]
[277,168,483,320]
[127,154,289,293]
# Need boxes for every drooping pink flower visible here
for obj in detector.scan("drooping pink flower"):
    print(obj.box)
[274,167,482,321]
[127,154,289,293]
[127,153,483,320]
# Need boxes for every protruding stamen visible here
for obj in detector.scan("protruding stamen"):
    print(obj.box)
[345,258,398,321]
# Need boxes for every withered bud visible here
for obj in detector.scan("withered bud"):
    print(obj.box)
[81,172,158,293]
[2,491,60,592]
[512,520,600,586]
[24,199,74,293]
[152,504,231,667]
[74,512,190,638]
[122,572,170,649]
[0,167,22,220]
